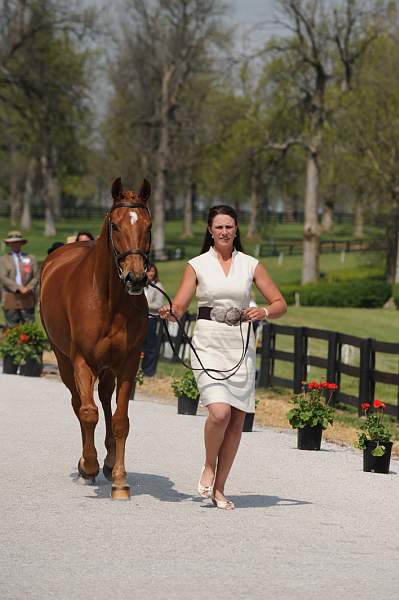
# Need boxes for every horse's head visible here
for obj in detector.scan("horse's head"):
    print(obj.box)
[109,177,152,295]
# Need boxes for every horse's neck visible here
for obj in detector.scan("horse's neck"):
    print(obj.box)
[94,225,123,309]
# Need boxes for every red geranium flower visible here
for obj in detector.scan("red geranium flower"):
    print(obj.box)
[360,402,370,411]
[327,383,338,390]
[373,399,386,410]
[19,333,30,344]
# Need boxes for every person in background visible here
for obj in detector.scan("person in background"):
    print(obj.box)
[75,231,94,242]
[47,242,65,255]
[142,263,164,377]
[0,231,39,327]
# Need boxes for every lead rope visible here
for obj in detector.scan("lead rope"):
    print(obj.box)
[147,282,252,382]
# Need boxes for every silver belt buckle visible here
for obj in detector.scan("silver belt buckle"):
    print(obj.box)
[209,306,242,326]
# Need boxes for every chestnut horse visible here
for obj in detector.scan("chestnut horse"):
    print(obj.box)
[40,178,151,499]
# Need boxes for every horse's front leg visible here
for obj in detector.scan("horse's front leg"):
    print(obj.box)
[98,369,116,481]
[111,358,139,499]
[73,355,99,480]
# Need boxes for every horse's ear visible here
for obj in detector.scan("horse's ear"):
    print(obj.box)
[111,177,123,202]
[138,178,151,203]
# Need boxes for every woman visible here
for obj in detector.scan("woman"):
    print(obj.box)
[75,231,94,242]
[159,206,287,510]
[142,263,165,377]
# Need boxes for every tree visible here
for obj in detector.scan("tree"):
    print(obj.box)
[106,0,228,257]
[267,0,382,283]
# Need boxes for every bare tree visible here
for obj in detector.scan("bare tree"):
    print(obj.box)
[269,0,382,283]
[117,0,228,257]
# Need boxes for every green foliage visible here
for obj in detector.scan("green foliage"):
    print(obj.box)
[356,401,392,456]
[393,284,399,309]
[280,278,391,308]
[287,382,336,430]
[171,370,199,401]
[0,323,50,365]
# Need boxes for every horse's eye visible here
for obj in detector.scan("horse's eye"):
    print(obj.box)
[111,222,119,232]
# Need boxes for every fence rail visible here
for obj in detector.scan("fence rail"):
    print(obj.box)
[155,317,399,419]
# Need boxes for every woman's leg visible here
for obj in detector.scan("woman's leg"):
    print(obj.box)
[142,319,158,376]
[213,407,245,502]
[200,403,231,487]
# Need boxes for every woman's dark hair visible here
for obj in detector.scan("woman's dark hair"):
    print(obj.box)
[146,263,159,282]
[200,205,244,254]
[76,231,94,241]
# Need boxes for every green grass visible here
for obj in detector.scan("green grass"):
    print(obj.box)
[260,307,399,407]
[0,216,384,261]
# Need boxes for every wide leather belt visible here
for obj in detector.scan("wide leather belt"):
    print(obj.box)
[198,306,245,326]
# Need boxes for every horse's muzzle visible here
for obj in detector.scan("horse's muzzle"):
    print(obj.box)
[124,272,147,295]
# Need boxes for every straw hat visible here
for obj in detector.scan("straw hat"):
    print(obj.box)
[4,230,27,244]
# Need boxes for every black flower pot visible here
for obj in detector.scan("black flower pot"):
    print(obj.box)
[129,382,136,401]
[20,358,43,377]
[297,424,323,450]
[363,440,393,474]
[2,354,18,374]
[177,395,199,415]
[242,412,255,432]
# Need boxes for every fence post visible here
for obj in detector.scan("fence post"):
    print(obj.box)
[293,327,307,394]
[327,331,338,405]
[257,323,274,388]
[358,338,372,415]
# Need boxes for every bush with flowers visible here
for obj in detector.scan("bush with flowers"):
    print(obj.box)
[356,399,392,457]
[287,380,338,430]
[0,323,50,365]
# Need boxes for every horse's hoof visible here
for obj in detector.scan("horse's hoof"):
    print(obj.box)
[103,463,113,481]
[111,484,131,500]
[78,458,99,481]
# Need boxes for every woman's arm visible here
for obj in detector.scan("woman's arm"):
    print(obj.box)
[159,264,197,320]
[244,262,287,321]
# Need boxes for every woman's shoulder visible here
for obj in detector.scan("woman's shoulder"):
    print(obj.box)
[187,250,211,270]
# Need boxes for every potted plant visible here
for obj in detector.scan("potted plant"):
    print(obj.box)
[287,381,337,450]
[356,400,393,474]
[129,353,145,401]
[242,398,260,432]
[171,370,199,415]
[0,323,50,377]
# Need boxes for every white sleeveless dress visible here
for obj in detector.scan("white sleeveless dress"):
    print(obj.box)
[188,247,258,413]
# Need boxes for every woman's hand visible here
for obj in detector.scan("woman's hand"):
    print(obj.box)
[159,304,176,321]
[242,307,267,322]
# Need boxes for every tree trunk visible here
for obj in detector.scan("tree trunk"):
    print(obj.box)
[153,68,173,259]
[385,214,398,284]
[20,158,35,230]
[321,201,334,232]
[182,180,195,238]
[40,154,56,237]
[353,197,364,238]
[247,167,258,240]
[395,231,399,285]
[10,145,21,226]
[302,147,320,284]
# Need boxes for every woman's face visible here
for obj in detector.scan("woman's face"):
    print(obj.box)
[209,214,237,250]
[147,266,156,282]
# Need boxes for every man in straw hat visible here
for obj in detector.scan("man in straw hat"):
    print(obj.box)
[0,231,39,327]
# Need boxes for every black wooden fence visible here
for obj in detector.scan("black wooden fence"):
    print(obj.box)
[156,317,399,420]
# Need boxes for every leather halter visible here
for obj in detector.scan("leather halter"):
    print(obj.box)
[108,202,151,280]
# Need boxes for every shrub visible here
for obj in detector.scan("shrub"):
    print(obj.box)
[393,284,399,309]
[281,278,391,308]
[0,323,50,365]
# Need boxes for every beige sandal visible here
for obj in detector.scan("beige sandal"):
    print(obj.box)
[197,466,214,498]
[212,496,235,510]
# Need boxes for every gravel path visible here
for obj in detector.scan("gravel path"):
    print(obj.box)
[0,373,398,600]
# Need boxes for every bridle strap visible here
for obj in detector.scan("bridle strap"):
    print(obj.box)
[108,202,151,280]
